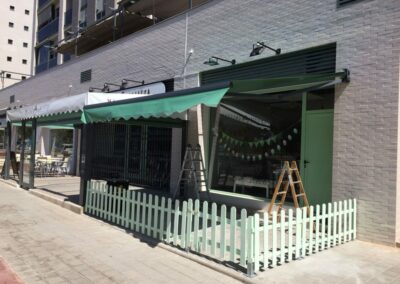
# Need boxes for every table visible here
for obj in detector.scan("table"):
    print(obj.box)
[233,176,275,198]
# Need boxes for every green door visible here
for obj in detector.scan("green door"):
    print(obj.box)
[301,109,333,205]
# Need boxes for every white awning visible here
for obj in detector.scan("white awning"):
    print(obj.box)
[7,92,146,122]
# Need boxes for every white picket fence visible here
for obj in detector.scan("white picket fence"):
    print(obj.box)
[85,181,357,276]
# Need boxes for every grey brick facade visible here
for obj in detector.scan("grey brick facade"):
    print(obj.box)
[1,0,399,245]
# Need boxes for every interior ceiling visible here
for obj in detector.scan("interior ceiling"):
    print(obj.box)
[58,0,208,55]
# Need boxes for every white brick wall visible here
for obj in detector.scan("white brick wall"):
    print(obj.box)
[0,0,399,245]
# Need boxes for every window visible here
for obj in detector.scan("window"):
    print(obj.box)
[21,76,26,80]
[6,74,11,79]
[23,42,28,48]
[24,26,29,31]
[210,97,302,199]
[22,59,27,64]
[96,0,106,20]
[9,22,14,28]
[25,10,30,15]
[9,6,15,11]
[7,57,12,62]
[8,39,13,45]
[79,0,88,28]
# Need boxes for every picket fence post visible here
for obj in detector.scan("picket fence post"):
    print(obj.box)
[246,215,255,277]
[230,207,237,262]
[240,209,247,267]
[262,212,269,268]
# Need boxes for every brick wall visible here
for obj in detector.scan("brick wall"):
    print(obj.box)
[1,0,399,245]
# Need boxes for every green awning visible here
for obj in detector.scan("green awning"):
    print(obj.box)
[82,71,348,124]
[82,87,230,123]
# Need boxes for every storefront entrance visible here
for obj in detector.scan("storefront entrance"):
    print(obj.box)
[302,109,333,205]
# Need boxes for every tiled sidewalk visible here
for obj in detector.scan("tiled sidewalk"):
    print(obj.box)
[0,182,238,284]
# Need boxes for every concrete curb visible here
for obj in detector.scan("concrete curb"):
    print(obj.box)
[0,179,83,215]
[29,189,83,214]
[0,179,20,188]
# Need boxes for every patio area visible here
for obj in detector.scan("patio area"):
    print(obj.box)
[34,176,81,204]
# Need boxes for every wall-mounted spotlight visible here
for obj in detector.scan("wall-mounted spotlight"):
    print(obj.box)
[250,42,281,57]
[204,56,236,66]
[103,82,120,92]
[89,87,103,92]
[121,79,145,89]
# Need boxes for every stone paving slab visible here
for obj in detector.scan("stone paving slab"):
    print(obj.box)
[1,180,400,284]
[0,182,239,284]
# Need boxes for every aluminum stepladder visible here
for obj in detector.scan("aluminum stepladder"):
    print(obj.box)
[268,161,310,215]
[172,144,211,200]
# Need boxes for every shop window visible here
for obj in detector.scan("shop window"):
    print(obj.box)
[211,97,302,199]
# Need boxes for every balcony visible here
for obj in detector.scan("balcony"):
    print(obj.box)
[65,9,72,26]
[37,18,59,43]
[35,57,58,74]
[38,0,51,9]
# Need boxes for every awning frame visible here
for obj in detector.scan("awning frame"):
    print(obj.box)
[82,70,349,124]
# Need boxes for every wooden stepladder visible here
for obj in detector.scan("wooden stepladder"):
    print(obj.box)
[268,161,310,215]
[172,144,211,200]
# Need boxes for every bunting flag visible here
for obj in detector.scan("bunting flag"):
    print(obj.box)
[218,124,300,161]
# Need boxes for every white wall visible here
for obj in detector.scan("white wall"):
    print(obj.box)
[0,0,36,89]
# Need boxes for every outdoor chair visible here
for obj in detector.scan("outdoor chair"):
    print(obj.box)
[10,151,19,178]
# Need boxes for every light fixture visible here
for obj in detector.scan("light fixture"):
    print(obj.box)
[121,79,145,89]
[89,87,103,92]
[103,82,120,92]
[250,42,281,57]
[204,56,236,66]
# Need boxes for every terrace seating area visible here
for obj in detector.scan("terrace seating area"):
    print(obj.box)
[35,156,69,177]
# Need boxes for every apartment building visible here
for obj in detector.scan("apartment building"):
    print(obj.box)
[36,0,207,73]
[0,0,400,248]
[0,0,36,89]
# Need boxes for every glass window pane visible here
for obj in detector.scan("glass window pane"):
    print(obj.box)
[211,98,302,199]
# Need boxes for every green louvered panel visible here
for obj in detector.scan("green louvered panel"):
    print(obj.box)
[200,43,336,85]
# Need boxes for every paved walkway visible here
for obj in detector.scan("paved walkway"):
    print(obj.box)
[0,182,238,284]
[1,181,400,284]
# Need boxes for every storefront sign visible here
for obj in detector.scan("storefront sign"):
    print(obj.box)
[117,82,166,95]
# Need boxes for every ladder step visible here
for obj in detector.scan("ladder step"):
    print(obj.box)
[292,181,302,184]
[296,193,305,197]
[277,191,286,195]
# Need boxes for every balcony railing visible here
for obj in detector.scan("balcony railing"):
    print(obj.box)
[65,9,72,26]
[35,57,58,74]
[38,0,51,9]
[37,18,59,43]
